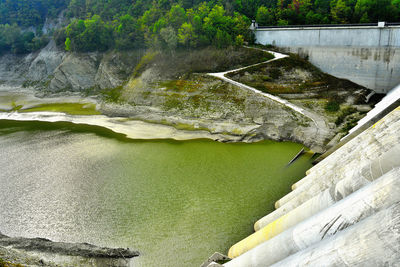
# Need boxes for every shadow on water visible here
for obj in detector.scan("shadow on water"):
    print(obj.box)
[0,119,204,145]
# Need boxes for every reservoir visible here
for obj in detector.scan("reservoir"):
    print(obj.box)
[0,120,312,266]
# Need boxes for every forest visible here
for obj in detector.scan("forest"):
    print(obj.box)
[0,0,399,54]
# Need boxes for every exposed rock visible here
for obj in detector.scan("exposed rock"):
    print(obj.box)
[26,40,66,81]
[49,52,100,91]
[0,232,139,267]
[0,44,141,92]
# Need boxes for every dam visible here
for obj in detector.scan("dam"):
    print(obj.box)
[202,97,400,267]
[254,22,400,93]
[201,23,400,267]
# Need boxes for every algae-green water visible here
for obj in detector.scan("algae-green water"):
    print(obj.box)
[0,120,313,267]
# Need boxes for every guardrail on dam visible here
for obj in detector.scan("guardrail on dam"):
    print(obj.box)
[254,23,400,94]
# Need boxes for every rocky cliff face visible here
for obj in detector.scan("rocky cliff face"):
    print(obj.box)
[0,40,141,92]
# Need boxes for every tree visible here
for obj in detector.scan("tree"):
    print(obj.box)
[140,6,162,27]
[256,6,273,25]
[160,26,178,50]
[81,15,113,51]
[115,14,144,49]
[305,10,328,24]
[214,29,232,48]
[232,12,252,42]
[2,24,21,45]
[354,0,396,22]
[178,22,198,47]
[168,4,186,30]
[331,0,352,23]
[67,0,86,18]
[65,15,113,52]
[153,18,166,33]
[203,4,234,42]
[233,0,260,18]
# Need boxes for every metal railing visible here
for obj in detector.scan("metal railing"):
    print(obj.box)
[256,22,400,29]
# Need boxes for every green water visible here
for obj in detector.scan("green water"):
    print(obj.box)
[0,120,313,267]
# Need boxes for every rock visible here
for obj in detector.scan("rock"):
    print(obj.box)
[26,40,65,81]
[0,233,139,267]
[200,252,230,267]
[0,233,139,258]
[49,53,100,92]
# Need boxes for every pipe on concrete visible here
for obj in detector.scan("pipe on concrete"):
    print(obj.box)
[289,107,400,193]
[224,167,400,265]
[291,176,307,190]
[254,144,400,231]
[271,201,400,267]
[273,121,400,211]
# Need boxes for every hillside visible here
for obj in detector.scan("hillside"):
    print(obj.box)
[0,37,378,152]
[1,0,399,56]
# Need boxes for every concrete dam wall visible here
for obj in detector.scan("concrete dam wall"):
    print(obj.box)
[202,105,400,267]
[254,24,400,93]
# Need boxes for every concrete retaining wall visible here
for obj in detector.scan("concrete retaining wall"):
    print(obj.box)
[255,26,400,93]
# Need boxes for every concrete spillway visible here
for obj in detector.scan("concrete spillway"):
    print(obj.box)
[203,104,400,266]
[254,143,400,231]
[273,105,400,211]
[226,168,400,266]
[271,202,400,266]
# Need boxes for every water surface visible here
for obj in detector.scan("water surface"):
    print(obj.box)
[0,120,313,266]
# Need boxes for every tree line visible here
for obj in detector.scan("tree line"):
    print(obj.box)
[0,0,66,54]
[0,0,399,54]
[254,0,398,26]
[55,2,252,52]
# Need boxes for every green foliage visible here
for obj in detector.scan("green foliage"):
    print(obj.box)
[65,15,113,52]
[331,0,352,23]
[168,4,186,30]
[269,68,282,79]
[100,86,124,102]
[256,6,273,26]
[214,29,232,48]
[0,0,67,27]
[234,0,260,18]
[65,37,71,51]
[335,106,357,125]
[0,23,48,54]
[115,14,144,50]
[354,0,397,22]
[2,0,400,54]
[324,100,340,112]
[235,34,244,46]
[160,27,178,50]
[59,1,255,52]
[178,22,198,47]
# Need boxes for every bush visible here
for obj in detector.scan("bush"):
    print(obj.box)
[324,100,340,112]
[335,107,357,125]
[101,86,123,102]
[269,68,282,79]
